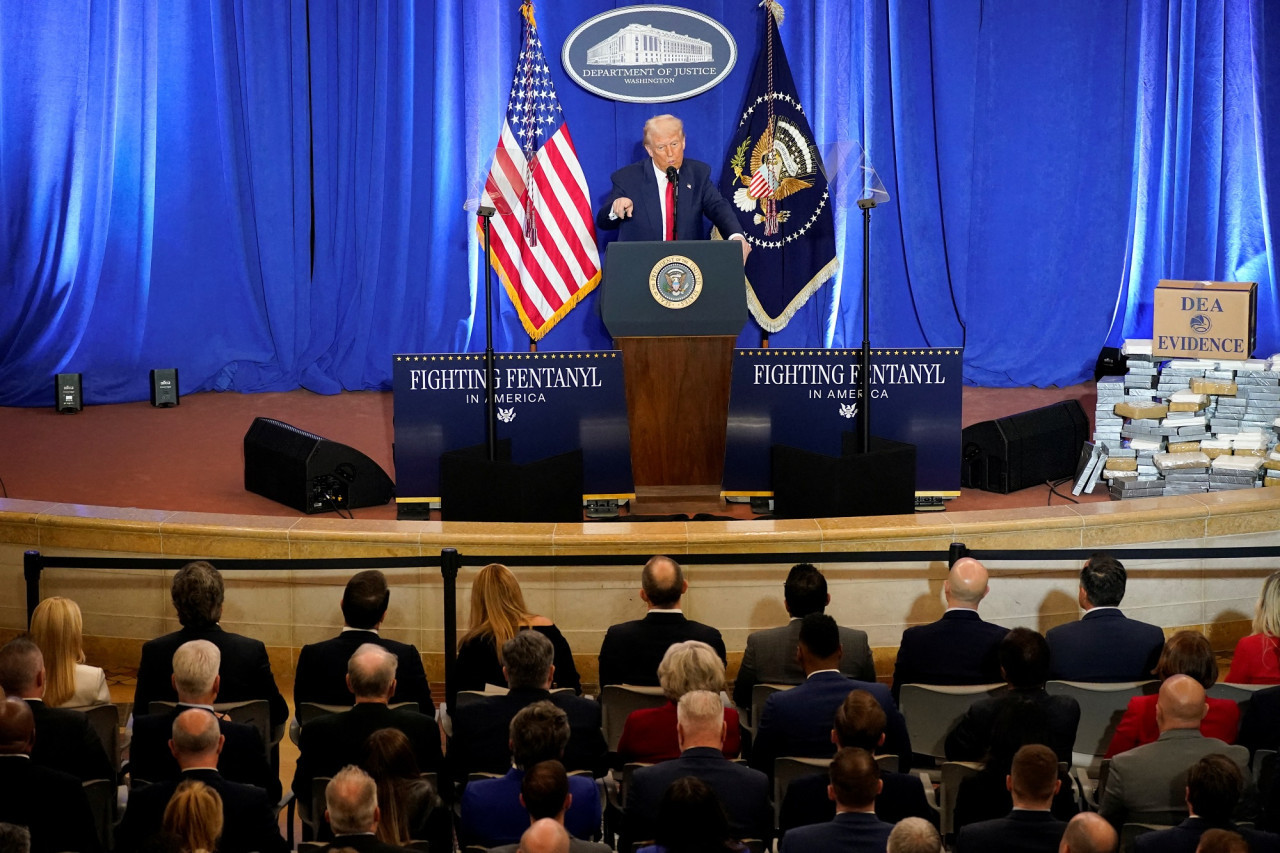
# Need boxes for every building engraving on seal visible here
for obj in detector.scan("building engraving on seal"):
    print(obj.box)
[586,23,713,65]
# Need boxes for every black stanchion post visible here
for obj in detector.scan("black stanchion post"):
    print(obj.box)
[440,547,461,715]
[478,206,498,461]
[24,550,42,627]
[948,542,968,567]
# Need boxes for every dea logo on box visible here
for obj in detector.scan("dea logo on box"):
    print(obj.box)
[562,5,736,104]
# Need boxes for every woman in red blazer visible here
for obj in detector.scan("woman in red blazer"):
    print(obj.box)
[1225,570,1280,685]
[617,639,740,763]
[1105,629,1239,757]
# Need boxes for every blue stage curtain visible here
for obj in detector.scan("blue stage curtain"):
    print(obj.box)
[2,1,1277,405]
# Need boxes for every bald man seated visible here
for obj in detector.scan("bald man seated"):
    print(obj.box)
[1059,812,1118,853]
[1099,675,1252,829]
[891,558,1010,701]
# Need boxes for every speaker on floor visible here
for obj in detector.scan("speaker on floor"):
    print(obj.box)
[771,435,917,519]
[55,373,83,413]
[961,399,1089,494]
[149,368,180,407]
[439,440,583,523]
[243,417,394,513]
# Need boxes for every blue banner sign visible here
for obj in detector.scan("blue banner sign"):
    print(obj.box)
[722,348,963,496]
[392,351,634,505]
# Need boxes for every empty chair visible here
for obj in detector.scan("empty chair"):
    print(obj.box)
[898,683,1004,765]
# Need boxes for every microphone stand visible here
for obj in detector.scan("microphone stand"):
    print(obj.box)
[477,206,498,462]
[857,196,876,454]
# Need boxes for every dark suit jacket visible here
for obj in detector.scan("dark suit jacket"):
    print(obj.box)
[891,609,1009,701]
[944,687,1081,765]
[25,698,114,782]
[322,834,416,853]
[1045,608,1165,682]
[293,702,443,810]
[448,686,606,778]
[130,703,279,799]
[779,768,938,832]
[455,625,581,693]
[595,158,740,242]
[597,611,726,688]
[953,768,1079,831]
[750,672,910,773]
[954,809,1067,853]
[116,767,287,853]
[458,767,600,847]
[134,624,289,730]
[778,811,894,853]
[0,755,101,853]
[733,620,876,714]
[294,629,435,715]
[1133,817,1280,853]
[625,747,770,847]
[1238,684,1280,755]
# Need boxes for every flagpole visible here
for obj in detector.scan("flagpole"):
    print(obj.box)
[857,196,876,454]
[478,205,499,462]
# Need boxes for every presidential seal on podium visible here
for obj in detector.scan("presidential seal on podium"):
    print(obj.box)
[649,255,704,309]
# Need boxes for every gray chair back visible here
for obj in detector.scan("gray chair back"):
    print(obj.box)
[939,760,983,838]
[600,684,667,751]
[898,683,1005,760]
[1208,681,1269,717]
[82,777,116,851]
[1046,679,1158,773]
[747,683,791,740]
[73,702,122,773]
[773,756,831,829]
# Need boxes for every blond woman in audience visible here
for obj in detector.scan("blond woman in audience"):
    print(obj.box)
[162,779,223,853]
[29,596,109,707]
[1226,570,1280,684]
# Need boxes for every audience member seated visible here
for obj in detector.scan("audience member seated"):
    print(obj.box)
[360,728,448,851]
[1134,753,1280,852]
[0,823,31,853]
[1058,813,1118,853]
[625,691,770,849]
[1225,570,1280,684]
[133,561,289,731]
[0,635,113,782]
[293,644,442,818]
[618,640,740,764]
[487,760,613,853]
[117,708,287,853]
[1236,683,1280,755]
[131,639,278,799]
[0,697,100,853]
[891,557,1009,701]
[1099,675,1251,829]
[945,627,1080,765]
[450,630,605,778]
[598,556,726,688]
[518,819,574,853]
[1197,829,1251,853]
[952,701,1078,832]
[1045,553,1165,682]
[887,817,942,853]
[780,689,937,832]
[29,596,111,707]
[161,778,223,853]
[293,570,434,714]
[732,563,876,719]
[1106,630,1239,758]
[954,744,1068,853]
[459,702,601,848]
[457,563,581,693]
[778,747,895,853]
[318,765,411,853]
[636,776,747,853]
[751,613,909,775]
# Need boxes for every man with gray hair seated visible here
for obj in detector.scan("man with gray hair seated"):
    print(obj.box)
[888,817,942,853]
[293,643,442,818]
[450,630,605,778]
[320,765,408,853]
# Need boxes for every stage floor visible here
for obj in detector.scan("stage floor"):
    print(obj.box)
[0,383,1107,520]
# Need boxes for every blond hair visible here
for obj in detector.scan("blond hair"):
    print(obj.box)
[29,597,86,708]
[163,779,223,853]
[459,564,535,663]
[657,640,725,701]
[1254,571,1280,637]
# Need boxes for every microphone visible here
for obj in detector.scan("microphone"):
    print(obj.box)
[665,166,679,237]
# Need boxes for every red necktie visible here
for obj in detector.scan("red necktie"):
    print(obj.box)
[664,179,675,241]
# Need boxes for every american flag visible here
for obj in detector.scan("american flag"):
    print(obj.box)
[479,1,599,342]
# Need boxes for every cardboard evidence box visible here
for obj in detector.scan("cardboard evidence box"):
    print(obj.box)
[1153,279,1257,359]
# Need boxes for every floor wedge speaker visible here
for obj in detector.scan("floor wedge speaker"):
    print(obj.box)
[772,435,917,519]
[961,400,1089,493]
[243,417,394,513]
[439,440,583,523]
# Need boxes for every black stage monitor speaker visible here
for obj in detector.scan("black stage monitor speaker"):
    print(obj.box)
[772,435,917,519]
[243,417,394,513]
[439,440,583,523]
[149,368,179,407]
[55,373,82,413]
[961,399,1089,494]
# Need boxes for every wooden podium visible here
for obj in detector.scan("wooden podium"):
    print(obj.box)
[601,241,746,499]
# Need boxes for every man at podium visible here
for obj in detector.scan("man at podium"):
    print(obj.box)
[597,114,751,262]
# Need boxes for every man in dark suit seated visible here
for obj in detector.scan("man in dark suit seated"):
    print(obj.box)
[487,760,613,853]
[449,630,605,778]
[891,557,1009,701]
[751,613,910,775]
[954,744,1068,853]
[0,636,113,783]
[1236,683,1280,756]
[0,697,100,853]
[733,564,876,723]
[624,690,771,849]
[133,561,289,733]
[318,764,413,853]
[293,643,442,818]
[1045,553,1165,682]
[129,639,278,799]
[945,627,1080,765]
[117,708,287,853]
[1134,754,1280,852]
[597,555,726,687]
[780,689,937,832]
[294,569,434,717]
[778,747,896,852]
[1058,813,1117,853]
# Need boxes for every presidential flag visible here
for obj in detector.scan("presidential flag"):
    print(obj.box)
[716,0,837,333]
[480,1,600,341]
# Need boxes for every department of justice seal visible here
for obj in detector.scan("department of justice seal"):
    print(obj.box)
[649,255,703,308]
